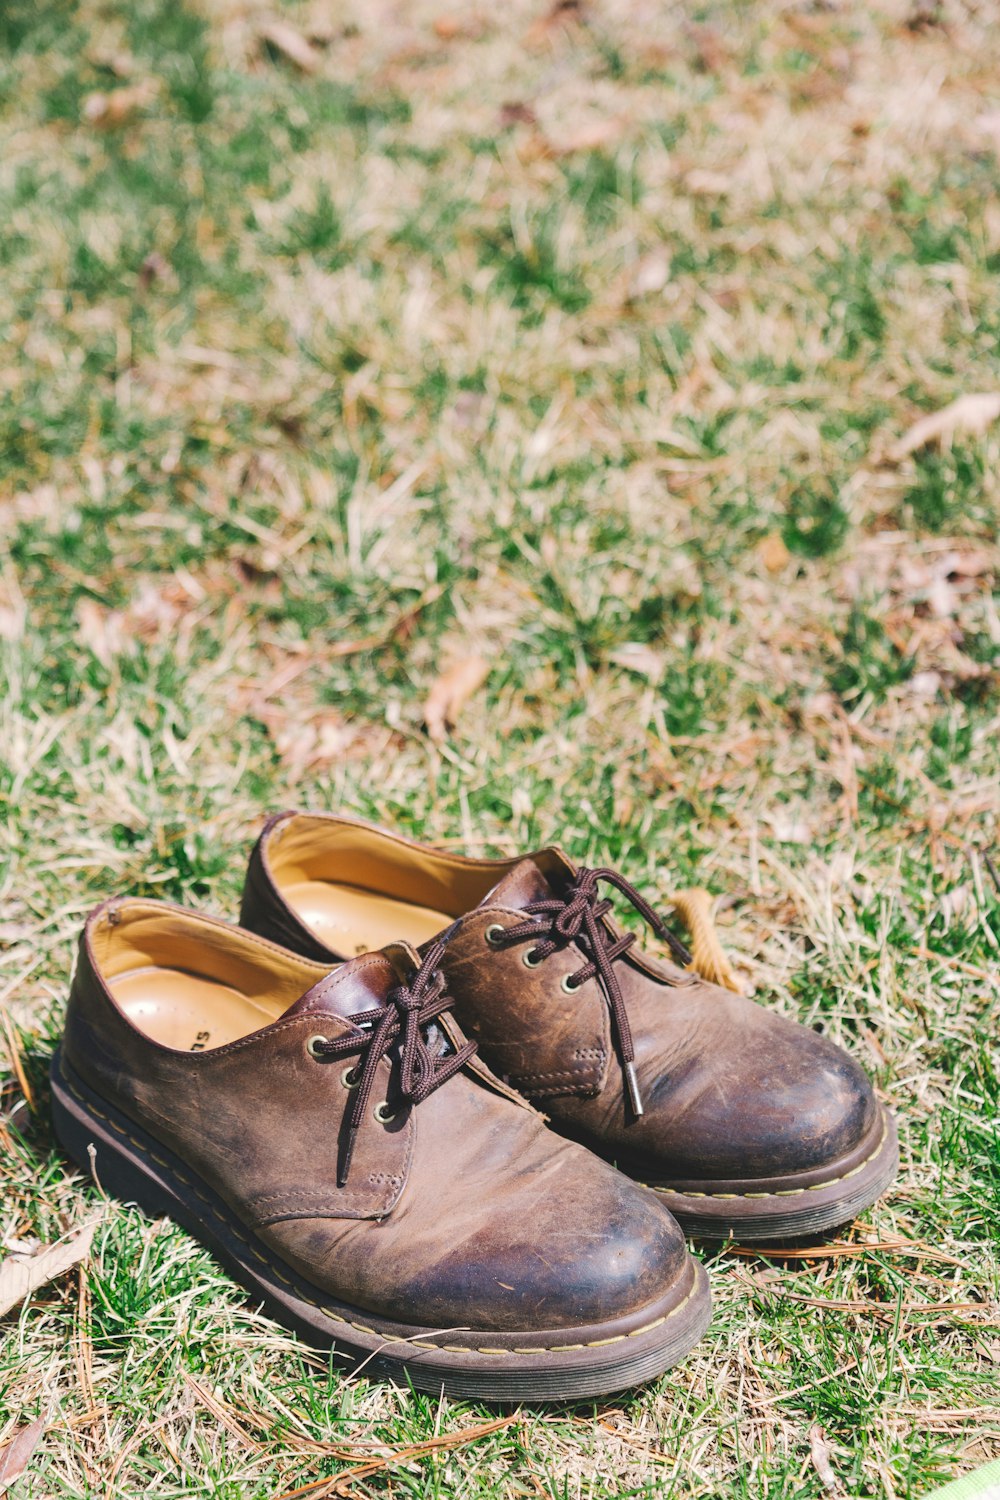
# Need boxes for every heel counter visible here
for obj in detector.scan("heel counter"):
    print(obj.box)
[61,914,131,1100]
[61,927,103,1084]
[240,814,335,963]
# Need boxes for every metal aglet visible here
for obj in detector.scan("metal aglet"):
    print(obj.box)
[338,1126,359,1187]
[623,1060,644,1118]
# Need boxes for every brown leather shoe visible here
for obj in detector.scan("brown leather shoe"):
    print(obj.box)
[52,898,710,1399]
[241,812,899,1242]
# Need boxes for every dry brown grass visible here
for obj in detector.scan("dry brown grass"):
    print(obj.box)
[1,0,999,1494]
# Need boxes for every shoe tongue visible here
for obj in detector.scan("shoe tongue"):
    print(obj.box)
[283,950,406,1024]
[481,857,557,912]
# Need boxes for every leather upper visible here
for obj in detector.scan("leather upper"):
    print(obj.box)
[240,812,882,1186]
[63,897,687,1328]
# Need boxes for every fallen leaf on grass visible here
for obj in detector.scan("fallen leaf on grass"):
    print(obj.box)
[498,100,537,128]
[423,656,489,743]
[888,393,1000,461]
[260,20,321,73]
[0,1416,45,1495]
[524,0,585,46]
[265,710,369,780]
[0,1223,96,1319]
[758,533,791,573]
[548,119,624,156]
[433,14,482,39]
[809,1425,843,1495]
[82,81,157,127]
[668,889,743,993]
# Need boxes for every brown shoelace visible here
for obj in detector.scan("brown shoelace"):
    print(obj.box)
[311,932,475,1185]
[492,866,692,1119]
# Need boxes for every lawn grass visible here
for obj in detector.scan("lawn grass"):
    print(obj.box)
[1,0,999,1494]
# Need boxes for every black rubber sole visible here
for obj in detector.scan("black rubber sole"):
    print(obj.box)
[51,1048,711,1401]
[644,1107,900,1242]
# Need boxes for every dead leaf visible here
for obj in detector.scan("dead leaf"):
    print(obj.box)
[139,252,168,289]
[809,1425,843,1495]
[434,14,481,39]
[269,711,353,778]
[888,393,1000,462]
[550,119,624,155]
[498,100,537,128]
[0,1416,45,1494]
[82,81,157,127]
[607,643,665,679]
[0,1223,96,1319]
[524,0,585,46]
[423,656,489,742]
[687,23,730,73]
[668,889,743,993]
[758,533,791,573]
[938,549,994,581]
[260,20,321,73]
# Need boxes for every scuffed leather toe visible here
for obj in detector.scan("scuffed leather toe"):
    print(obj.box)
[639,999,880,1181]
[262,1135,689,1331]
[417,1168,688,1330]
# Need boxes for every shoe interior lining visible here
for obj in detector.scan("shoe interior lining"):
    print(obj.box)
[267,817,570,958]
[91,903,331,1052]
[281,880,453,956]
[110,967,282,1051]
[268,816,510,914]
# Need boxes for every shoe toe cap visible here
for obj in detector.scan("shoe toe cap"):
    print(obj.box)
[421,1160,690,1330]
[646,1006,880,1181]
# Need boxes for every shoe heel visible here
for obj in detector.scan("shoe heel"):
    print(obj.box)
[50,1046,181,1222]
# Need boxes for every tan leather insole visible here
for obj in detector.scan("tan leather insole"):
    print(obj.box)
[111,968,282,1052]
[282,880,450,957]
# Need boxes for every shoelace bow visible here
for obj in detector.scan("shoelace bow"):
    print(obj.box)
[311,932,475,1186]
[494,866,692,1119]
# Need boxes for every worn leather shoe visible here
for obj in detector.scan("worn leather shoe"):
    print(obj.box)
[52,897,710,1399]
[240,812,898,1241]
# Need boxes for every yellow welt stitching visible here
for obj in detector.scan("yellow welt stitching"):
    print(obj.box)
[627,1315,667,1338]
[64,1067,701,1358]
[648,1117,889,1202]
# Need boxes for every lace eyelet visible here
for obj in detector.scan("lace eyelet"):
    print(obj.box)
[306,1035,329,1059]
[522,947,543,968]
[341,1066,360,1090]
[560,973,582,994]
[374,1101,396,1124]
[484,924,505,947]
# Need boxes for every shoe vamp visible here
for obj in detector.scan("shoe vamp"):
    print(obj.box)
[548,972,878,1179]
[256,1070,687,1330]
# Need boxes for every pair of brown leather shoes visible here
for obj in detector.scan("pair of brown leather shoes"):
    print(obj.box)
[52,811,897,1400]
